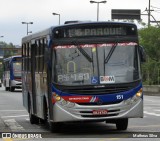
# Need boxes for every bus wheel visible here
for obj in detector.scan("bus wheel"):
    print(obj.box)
[28,101,39,124]
[5,87,9,91]
[116,118,128,130]
[45,107,60,132]
[10,87,15,92]
[50,122,62,133]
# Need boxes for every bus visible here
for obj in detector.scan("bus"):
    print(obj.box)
[3,55,22,91]
[22,22,146,132]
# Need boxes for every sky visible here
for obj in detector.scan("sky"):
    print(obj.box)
[0,0,160,45]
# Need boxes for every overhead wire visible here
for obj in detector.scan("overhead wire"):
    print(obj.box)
[151,5,160,9]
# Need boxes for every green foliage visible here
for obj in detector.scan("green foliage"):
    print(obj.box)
[0,41,15,48]
[139,26,160,85]
[0,41,15,58]
[139,26,160,61]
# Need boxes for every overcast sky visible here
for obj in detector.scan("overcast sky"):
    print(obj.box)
[0,0,160,45]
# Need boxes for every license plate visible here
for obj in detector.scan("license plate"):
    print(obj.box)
[93,110,108,115]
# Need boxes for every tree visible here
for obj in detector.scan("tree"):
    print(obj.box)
[0,41,15,58]
[139,26,160,85]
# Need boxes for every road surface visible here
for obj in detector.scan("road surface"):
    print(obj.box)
[0,86,160,141]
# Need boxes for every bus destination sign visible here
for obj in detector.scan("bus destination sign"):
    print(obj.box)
[66,27,127,37]
[54,24,137,38]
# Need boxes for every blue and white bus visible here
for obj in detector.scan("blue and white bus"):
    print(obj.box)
[22,22,146,132]
[3,55,22,91]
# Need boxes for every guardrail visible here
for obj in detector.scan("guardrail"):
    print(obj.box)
[143,85,160,96]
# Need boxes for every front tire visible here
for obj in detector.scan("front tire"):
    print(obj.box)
[5,87,9,91]
[116,118,128,130]
[44,103,61,132]
[10,87,15,92]
[49,122,62,133]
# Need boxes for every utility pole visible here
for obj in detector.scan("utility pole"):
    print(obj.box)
[22,22,33,35]
[148,0,151,27]
[52,13,61,25]
[90,0,107,21]
[145,0,154,27]
[145,1,160,27]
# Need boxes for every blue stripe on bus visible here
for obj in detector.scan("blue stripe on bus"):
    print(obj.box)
[52,83,142,103]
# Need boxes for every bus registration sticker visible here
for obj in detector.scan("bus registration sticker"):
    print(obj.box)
[93,110,108,115]
[100,76,115,84]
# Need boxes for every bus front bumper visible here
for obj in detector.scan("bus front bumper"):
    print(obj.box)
[11,80,22,88]
[52,98,143,122]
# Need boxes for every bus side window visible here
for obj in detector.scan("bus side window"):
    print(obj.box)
[44,39,51,69]
[39,39,44,72]
[26,42,29,72]
[42,38,45,72]
[28,43,31,72]
[35,40,39,72]
[22,44,26,71]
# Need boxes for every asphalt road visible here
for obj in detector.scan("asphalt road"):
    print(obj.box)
[0,86,160,141]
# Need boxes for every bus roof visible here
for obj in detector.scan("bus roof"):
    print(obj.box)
[22,21,137,43]
[22,27,54,43]
[3,55,21,62]
[62,21,136,27]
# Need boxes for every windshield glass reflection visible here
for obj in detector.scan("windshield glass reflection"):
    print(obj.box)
[53,42,140,85]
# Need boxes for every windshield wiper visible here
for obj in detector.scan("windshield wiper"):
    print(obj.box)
[72,41,93,62]
[77,46,93,62]
[104,43,118,64]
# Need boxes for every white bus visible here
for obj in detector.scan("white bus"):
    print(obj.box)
[22,22,146,132]
[3,55,22,91]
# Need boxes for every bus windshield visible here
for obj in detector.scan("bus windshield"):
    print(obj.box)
[13,62,22,77]
[53,42,140,85]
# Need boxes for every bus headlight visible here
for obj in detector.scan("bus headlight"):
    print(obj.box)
[124,98,131,105]
[124,88,143,105]
[136,88,143,97]
[55,96,61,101]
[131,88,143,103]
[66,102,75,108]
[61,100,68,106]
[59,99,75,108]
[52,93,75,108]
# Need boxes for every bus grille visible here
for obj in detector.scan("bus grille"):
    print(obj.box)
[69,102,129,119]
[78,101,122,106]
[16,83,22,86]
[54,80,140,95]
[62,86,131,95]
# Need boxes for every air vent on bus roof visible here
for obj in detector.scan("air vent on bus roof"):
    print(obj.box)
[64,20,91,24]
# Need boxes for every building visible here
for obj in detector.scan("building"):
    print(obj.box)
[0,47,21,58]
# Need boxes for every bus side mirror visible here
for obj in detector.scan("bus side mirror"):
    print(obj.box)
[139,46,146,63]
